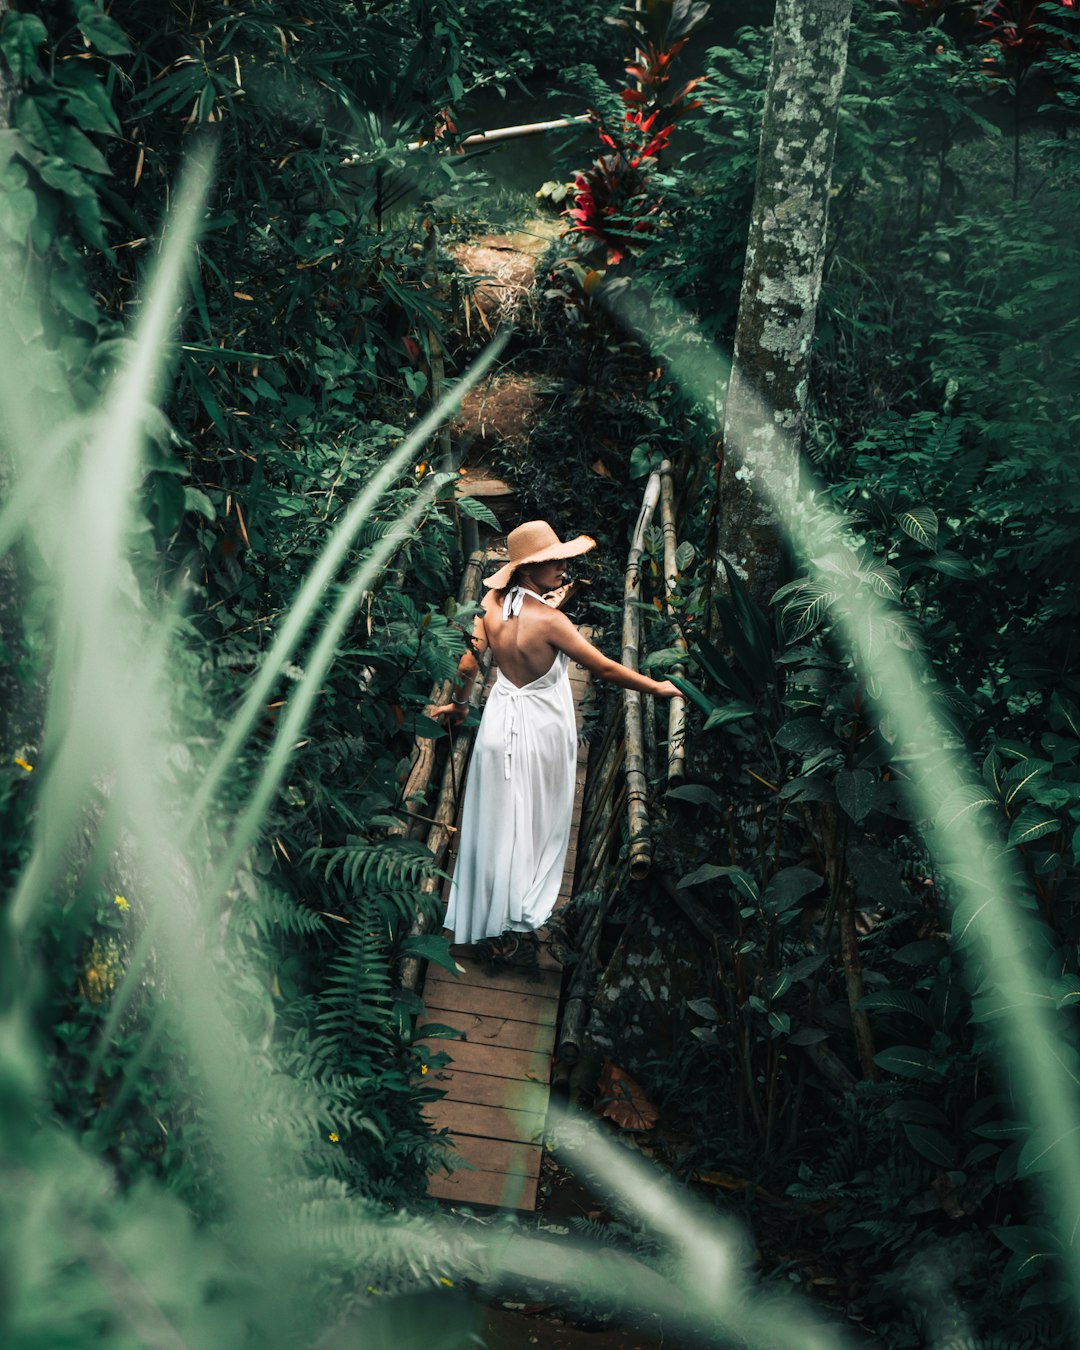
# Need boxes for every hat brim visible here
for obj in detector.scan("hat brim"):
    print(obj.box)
[483,535,596,591]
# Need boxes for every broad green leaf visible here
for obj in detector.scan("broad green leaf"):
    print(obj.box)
[1049,691,1080,740]
[882,1099,950,1127]
[787,1026,829,1046]
[666,784,722,808]
[927,551,977,580]
[1001,757,1051,807]
[61,126,111,176]
[703,701,754,732]
[903,1123,956,1168]
[938,782,999,830]
[1018,1124,1080,1178]
[0,185,36,243]
[847,843,913,911]
[982,748,1002,796]
[677,863,757,898]
[891,939,948,966]
[974,1119,1029,1140]
[76,2,132,55]
[788,954,827,981]
[1051,976,1080,1010]
[183,487,216,521]
[413,1021,464,1041]
[781,583,835,641]
[775,717,835,755]
[456,494,499,529]
[768,1010,790,1037]
[835,768,876,823]
[401,932,460,975]
[0,12,47,82]
[857,990,933,1022]
[669,673,714,715]
[691,635,753,702]
[629,443,657,479]
[1006,804,1059,849]
[896,505,938,550]
[873,1045,945,1079]
[686,998,717,1021]
[762,866,822,913]
[674,540,695,571]
[856,561,901,600]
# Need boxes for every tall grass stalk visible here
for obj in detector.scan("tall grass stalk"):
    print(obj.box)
[605,276,1080,1316]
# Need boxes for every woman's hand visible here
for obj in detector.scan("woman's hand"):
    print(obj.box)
[653,680,686,700]
[431,702,470,725]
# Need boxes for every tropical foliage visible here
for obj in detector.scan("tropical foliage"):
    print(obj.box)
[3,0,1080,1347]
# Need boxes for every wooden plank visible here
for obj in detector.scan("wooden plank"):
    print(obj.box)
[447,942,560,974]
[423,1098,546,1145]
[417,1037,550,1081]
[423,979,558,1025]
[430,1069,550,1114]
[438,1132,541,1177]
[420,1008,555,1053]
[428,1168,538,1210]
[444,959,561,999]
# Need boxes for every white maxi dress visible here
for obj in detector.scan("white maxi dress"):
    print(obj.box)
[444,586,577,944]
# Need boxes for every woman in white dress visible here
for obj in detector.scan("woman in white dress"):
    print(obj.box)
[432,521,683,967]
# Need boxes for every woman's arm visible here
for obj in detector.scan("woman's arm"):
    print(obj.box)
[431,605,489,723]
[546,609,683,700]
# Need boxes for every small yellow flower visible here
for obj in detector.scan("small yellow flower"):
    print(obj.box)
[114,895,129,911]
[328,1132,339,1143]
[438,1277,453,1288]
[14,757,32,772]
[420,1064,428,1075]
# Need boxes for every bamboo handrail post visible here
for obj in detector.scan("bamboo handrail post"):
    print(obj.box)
[622,471,661,880]
[659,459,688,787]
[579,722,624,847]
[399,647,492,993]
[392,549,486,837]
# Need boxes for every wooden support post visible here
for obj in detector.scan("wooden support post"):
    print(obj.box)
[659,460,688,786]
[622,471,661,880]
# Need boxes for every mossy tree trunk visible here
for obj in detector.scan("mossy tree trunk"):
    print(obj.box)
[718,0,853,607]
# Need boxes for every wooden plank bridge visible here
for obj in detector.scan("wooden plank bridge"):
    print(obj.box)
[418,650,593,1211]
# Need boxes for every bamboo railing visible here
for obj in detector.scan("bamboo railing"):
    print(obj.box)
[396,548,499,993]
[622,470,661,880]
[659,459,688,786]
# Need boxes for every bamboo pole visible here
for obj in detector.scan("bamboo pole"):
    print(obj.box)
[406,115,590,152]
[659,459,688,786]
[579,782,627,898]
[341,115,592,168]
[622,470,661,880]
[556,865,620,1065]
[391,549,486,838]
[578,718,622,851]
[400,650,493,994]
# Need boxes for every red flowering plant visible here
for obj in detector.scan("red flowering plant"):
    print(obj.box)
[564,0,709,266]
[565,109,677,265]
[977,0,1078,87]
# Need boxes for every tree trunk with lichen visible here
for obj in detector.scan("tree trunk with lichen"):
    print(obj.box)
[718,0,853,607]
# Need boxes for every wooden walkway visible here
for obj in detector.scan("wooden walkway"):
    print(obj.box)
[418,650,592,1210]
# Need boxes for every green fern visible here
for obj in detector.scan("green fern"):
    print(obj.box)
[306,835,444,894]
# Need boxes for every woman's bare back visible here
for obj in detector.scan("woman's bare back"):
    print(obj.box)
[480,590,561,688]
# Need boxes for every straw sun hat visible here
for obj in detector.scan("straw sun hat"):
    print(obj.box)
[483,520,596,591]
